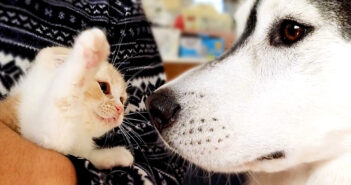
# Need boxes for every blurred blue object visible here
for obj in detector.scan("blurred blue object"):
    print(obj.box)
[201,35,225,59]
[179,35,225,60]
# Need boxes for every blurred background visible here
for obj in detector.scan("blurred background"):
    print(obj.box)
[142,0,239,81]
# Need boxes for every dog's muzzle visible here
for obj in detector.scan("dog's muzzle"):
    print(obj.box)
[146,89,181,132]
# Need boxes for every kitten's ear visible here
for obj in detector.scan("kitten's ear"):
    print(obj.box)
[34,47,71,69]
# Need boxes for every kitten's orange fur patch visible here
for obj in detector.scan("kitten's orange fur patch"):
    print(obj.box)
[55,98,71,112]
[84,83,104,101]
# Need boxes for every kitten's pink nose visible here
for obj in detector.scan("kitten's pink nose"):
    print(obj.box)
[116,106,123,115]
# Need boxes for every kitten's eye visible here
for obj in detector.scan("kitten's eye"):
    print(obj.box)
[270,20,312,46]
[98,82,110,95]
[120,97,124,104]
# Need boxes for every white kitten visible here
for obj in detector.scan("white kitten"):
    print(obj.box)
[8,28,133,169]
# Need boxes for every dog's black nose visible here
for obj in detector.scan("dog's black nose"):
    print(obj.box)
[146,90,181,132]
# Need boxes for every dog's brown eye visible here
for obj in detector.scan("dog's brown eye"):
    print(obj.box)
[98,82,110,95]
[270,20,312,46]
[280,20,309,45]
[282,22,304,43]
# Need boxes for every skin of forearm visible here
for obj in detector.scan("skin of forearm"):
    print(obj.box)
[0,123,77,185]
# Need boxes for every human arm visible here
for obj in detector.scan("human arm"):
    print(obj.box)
[0,123,77,185]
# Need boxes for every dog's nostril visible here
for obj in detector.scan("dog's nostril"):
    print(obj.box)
[146,89,181,132]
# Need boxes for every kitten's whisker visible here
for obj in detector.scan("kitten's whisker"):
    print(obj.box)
[124,117,149,123]
[248,171,261,185]
[120,125,155,173]
[122,121,150,136]
[121,125,144,145]
[126,94,148,99]
[126,84,133,88]
[207,170,212,185]
[116,53,136,69]
[102,132,110,148]
[117,128,132,151]
[124,125,145,142]
[235,173,244,185]
[115,58,128,70]
[125,111,148,115]
[124,95,147,102]
[114,48,138,69]
[117,62,156,72]
[121,123,146,145]
[123,122,143,132]
[115,59,123,69]
[124,117,147,122]
[119,127,135,154]
[122,123,147,145]
[126,112,149,121]
[111,19,127,66]
[124,62,160,82]
[165,152,178,171]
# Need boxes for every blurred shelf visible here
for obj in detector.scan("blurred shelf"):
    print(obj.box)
[163,62,200,81]
[182,29,234,38]
[162,57,209,64]
[181,29,235,49]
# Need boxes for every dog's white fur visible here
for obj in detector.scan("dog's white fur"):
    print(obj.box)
[156,0,351,184]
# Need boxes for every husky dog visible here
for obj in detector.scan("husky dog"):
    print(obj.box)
[146,0,351,184]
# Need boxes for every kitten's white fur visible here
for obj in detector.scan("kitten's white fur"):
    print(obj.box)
[10,28,133,169]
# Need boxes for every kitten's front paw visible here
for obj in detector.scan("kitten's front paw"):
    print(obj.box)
[74,28,110,68]
[112,147,134,167]
[90,147,134,169]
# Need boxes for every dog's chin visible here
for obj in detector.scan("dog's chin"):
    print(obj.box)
[159,135,235,173]
[160,132,289,173]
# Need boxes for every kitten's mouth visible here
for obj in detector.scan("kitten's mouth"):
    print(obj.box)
[95,113,120,125]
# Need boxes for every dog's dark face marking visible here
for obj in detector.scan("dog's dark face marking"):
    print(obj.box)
[218,0,261,61]
[310,0,351,39]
